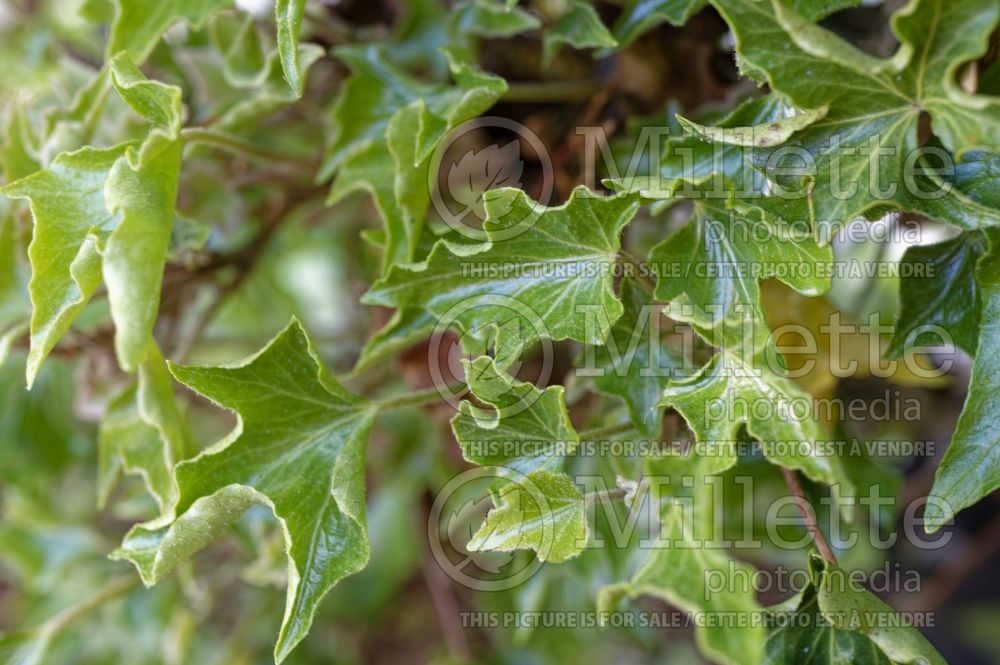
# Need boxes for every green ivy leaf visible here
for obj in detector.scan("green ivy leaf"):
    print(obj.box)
[321,46,506,270]
[467,469,588,563]
[363,187,641,364]
[610,0,707,49]
[586,279,686,437]
[542,1,617,67]
[2,145,124,386]
[926,228,1000,530]
[213,44,324,132]
[607,0,861,55]
[453,356,579,475]
[948,150,1000,207]
[113,319,375,663]
[108,0,232,64]
[98,343,184,512]
[763,554,924,664]
[659,349,850,488]
[781,0,862,21]
[805,555,946,665]
[766,589,892,664]
[650,197,832,346]
[676,104,828,149]
[712,0,1000,227]
[275,0,307,96]
[886,231,986,359]
[209,12,268,88]
[1,55,183,384]
[607,453,765,665]
[893,147,1000,243]
[609,93,818,208]
[450,0,542,39]
[103,54,183,371]
[38,67,113,163]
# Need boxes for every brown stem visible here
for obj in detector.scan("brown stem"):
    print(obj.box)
[781,468,838,566]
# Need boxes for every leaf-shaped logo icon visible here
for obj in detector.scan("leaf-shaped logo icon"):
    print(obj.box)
[445,493,515,574]
[446,140,524,222]
[428,467,547,591]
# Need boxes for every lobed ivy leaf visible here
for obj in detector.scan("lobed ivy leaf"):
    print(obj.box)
[926,228,1000,530]
[609,0,863,52]
[103,55,184,372]
[204,9,323,131]
[811,556,945,664]
[467,469,588,563]
[4,0,985,660]
[321,45,506,270]
[108,0,232,64]
[886,231,986,359]
[604,453,766,665]
[450,0,542,40]
[585,279,686,437]
[649,196,832,346]
[110,0,309,97]
[542,1,617,67]
[711,0,1000,228]
[209,12,269,88]
[113,319,375,663]
[658,348,850,488]
[676,104,828,149]
[453,356,579,475]
[0,144,123,386]
[1,55,183,384]
[609,93,819,209]
[765,554,944,664]
[766,587,892,664]
[610,0,707,49]
[38,66,113,164]
[214,45,324,132]
[98,343,184,512]
[781,0,862,20]
[363,187,641,364]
